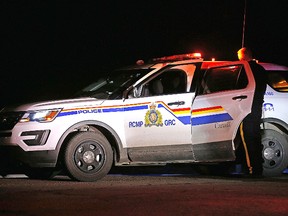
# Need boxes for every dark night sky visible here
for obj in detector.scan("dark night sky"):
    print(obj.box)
[1,0,288,107]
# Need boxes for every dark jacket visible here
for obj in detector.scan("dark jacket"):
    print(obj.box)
[248,60,267,109]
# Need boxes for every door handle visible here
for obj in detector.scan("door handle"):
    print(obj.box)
[167,101,185,106]
[232,95,247,101]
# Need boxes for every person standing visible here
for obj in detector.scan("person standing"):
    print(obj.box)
[237,47,267,176]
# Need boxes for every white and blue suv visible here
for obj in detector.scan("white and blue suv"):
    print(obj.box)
[0,53,287,181]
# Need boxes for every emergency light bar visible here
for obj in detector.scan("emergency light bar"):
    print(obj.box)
[152,53,202,62]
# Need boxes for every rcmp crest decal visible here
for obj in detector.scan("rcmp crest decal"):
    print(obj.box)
[144,103,163,127]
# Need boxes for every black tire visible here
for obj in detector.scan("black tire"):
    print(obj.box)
[63,131,113,182]
[262,129,288,177]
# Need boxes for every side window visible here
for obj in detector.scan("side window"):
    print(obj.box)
[199,65,248,95]
[161,70,187,94]
[142,69,187,96]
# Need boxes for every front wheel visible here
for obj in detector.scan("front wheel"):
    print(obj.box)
[262,129,288,176]
[63,131,113,182]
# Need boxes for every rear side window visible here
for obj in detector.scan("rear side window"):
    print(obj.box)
[199,65,248,95]
[267,71,288,92]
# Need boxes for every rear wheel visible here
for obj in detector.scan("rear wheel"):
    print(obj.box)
[262,129,288,176]
[63,131,113,182]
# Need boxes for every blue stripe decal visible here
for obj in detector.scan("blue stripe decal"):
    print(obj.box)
[57,104,231,127]
[157,103,178,118]
[102,107,124,113]
[178,116,191,125]
[58,111,78,117]
[192,113,232,126]
[156,103,190,124]
[102,105,148,112]
[124,105,148,111]
[59,104,149,117]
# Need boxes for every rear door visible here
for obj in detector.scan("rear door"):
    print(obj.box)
[191,61,255,162]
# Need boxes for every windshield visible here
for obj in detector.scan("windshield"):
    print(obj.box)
[267,70,288,92]
[74,69,152,99]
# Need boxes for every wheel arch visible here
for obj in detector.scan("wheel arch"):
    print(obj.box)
[261,117,288,136]
[54,120,129,168]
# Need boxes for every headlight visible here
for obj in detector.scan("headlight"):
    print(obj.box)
[19,108,62,123]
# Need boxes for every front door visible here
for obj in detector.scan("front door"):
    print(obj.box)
[123,64,197,162]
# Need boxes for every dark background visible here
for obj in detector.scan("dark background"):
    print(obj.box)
[1,0,287,108]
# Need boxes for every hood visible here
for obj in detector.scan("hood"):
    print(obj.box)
[2,97,105,112]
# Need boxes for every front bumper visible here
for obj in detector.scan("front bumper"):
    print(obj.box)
[0,146,58,174]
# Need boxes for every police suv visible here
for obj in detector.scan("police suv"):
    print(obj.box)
[0,53,288,181]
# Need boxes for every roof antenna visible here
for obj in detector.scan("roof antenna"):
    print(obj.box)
[241,0,247,48]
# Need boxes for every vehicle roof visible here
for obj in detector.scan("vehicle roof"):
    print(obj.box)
[200,61,231,70]
[201,61,288,72]
[258,62,288,71]
[120,57,288,72]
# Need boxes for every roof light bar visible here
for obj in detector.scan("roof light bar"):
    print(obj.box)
[152,53,202,62]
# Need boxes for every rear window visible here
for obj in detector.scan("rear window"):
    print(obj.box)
[267,71,288,92]
[199,64,248,95]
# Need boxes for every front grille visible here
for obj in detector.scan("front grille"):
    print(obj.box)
[0,111,25,130]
